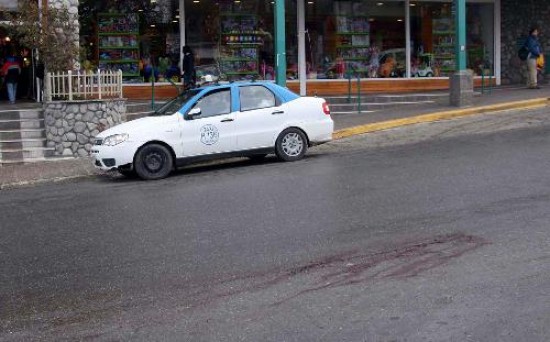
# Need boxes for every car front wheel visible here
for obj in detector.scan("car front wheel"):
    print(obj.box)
[134,143,174,180]
[275,128,308,162]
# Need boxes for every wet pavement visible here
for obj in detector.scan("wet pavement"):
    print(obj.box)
[2,109,550,340]
[1,84,550,189]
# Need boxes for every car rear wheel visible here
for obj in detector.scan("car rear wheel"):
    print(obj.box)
[275,128,308,162]
[134,144,174,180]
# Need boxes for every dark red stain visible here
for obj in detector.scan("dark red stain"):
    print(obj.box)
[194,233,489,307]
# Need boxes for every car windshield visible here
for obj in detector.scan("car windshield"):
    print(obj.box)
[150,89,201,116]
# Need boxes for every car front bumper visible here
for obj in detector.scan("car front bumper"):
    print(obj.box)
[90,142,140,171]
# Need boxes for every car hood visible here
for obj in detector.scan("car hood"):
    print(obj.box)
[95,115,177,138]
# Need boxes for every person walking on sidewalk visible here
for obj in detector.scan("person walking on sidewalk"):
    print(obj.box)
[525,27,542,89]
[182,46,196,90]
[1,56,21,104]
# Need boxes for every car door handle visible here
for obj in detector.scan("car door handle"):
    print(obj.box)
[272,110,285,115]
[220,118,234,122]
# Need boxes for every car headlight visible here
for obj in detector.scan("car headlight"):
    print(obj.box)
[103,133,129,146]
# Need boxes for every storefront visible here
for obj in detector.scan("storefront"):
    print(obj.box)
[0,2,35,102]
[80,0,499,98]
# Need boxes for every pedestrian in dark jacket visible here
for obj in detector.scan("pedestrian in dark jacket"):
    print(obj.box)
[1,56,21,104]
[525,27,542,89]
[182,46,195,90]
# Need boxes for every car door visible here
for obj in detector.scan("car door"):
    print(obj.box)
[234,85,286,150]
[180,87,237,157]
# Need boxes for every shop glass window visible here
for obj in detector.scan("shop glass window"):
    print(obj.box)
[410,1,494,78]
[186,0,276,82]
[239,86,276,111]
[303,0,406,80]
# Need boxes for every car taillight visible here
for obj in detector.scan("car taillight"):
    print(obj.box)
[322,102,331,115]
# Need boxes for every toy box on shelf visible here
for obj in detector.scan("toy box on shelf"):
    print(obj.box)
[432,17,455,76]
[333,1,371,78]
[97,13,141,79]
[218,1,263,81]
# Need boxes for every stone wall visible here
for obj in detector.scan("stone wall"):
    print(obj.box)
[501,0,550,84]
[44,100,126,157]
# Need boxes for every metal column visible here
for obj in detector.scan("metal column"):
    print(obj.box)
[405,0,411,78]
[297,0,306,95]
[179,0,186,72]
[454,0,467,71]
[274,0,287,86]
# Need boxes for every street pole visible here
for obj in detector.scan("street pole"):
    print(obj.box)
[179,0,185,77]
[297,0,306,95]
[450,0,473,107]
[274,0,287,87]
[454,0,466,71]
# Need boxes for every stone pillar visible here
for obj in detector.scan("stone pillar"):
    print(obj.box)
[450,70,474,107]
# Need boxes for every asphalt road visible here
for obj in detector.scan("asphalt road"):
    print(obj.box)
[2,108,550,341]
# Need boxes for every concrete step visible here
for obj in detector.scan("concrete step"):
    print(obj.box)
[0,109,44,120]
[0,129,45,140]
[123,111,153,122]
[324,93,448,104]
[0,139,48,150]
[0,119,45,130]
[330,100,436,113]
[127,102,163,113]
[0,147,55,163]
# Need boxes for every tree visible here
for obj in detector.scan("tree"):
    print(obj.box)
[6,0,80,72]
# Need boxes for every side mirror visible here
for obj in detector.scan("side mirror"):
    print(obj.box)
[187,107,201,119]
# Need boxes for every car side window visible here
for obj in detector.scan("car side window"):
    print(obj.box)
[239,86,276,111]
[191,88,231,118]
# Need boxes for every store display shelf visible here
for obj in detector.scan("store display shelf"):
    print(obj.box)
[343,57,369,61]
[433,31,454,35]
[98,32,139,36]
[336,32,370,35]
[225,42,263,46]
[224,71,258,75]
[99,59,139,63]
[220,57,256,62]
[221,31,264,35]
[99,46,139,50]
[337,45,370,48]
[220,12,258,17]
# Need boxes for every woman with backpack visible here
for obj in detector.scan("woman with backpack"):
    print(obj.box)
[525,27,542,89]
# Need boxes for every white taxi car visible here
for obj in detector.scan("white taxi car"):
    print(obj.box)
[91,82,333,180]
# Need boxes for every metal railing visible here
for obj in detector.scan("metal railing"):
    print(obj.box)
[44,70,123,102]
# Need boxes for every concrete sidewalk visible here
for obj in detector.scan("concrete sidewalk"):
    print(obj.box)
[1,85,549,189]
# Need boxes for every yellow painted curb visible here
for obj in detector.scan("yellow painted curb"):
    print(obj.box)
[333,97,550,140]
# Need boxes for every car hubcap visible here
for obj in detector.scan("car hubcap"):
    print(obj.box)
[144,152,164,172]
[282,133,303,156]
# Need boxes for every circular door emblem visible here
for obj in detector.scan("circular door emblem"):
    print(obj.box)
[200,124,220,145]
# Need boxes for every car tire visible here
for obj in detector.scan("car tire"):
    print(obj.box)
[134,143,174,180]
[426,72,434,77]
[275,128,308,162]
[118,168,137,178]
